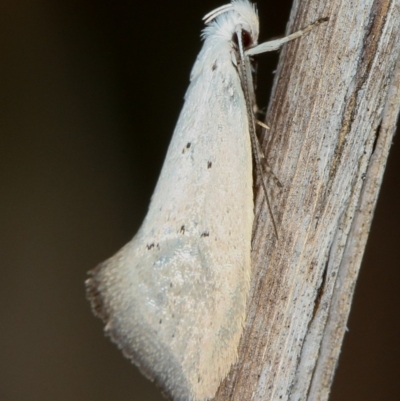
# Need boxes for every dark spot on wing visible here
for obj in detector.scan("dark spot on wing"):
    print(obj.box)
[201,231,209,237]
[207,161,212,169]
[159,319,162,324]
[182,142,192,154]
[212,62,217,71]
[180,225,185,234]
[147,243,154,250]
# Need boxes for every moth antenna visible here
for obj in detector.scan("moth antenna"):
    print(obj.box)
[235,27,280,238]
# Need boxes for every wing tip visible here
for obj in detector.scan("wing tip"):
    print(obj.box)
[85,262,110,323]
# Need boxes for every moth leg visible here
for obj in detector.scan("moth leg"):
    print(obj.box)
[246,17,329,56]
[253,132,282,189]
[256,120,270,130]
[262,159,283,189]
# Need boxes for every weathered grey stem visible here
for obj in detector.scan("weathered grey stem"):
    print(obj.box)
[215,0,400,400]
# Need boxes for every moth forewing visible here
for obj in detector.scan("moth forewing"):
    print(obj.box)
[87,1,257,401]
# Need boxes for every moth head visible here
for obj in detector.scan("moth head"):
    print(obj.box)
[202,0,259,49]
[230,0,259,48]
[232,27,255,52]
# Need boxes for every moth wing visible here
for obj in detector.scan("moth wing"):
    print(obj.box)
[87,43,253,401]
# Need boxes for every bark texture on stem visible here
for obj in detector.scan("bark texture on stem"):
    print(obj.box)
[215,0,400,400]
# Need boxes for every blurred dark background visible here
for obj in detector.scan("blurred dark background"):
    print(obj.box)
[1,0,399,400]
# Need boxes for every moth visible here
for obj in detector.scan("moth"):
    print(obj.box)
[86,2,326,400]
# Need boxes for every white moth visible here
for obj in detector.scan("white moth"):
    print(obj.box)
[86,2,326,400]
